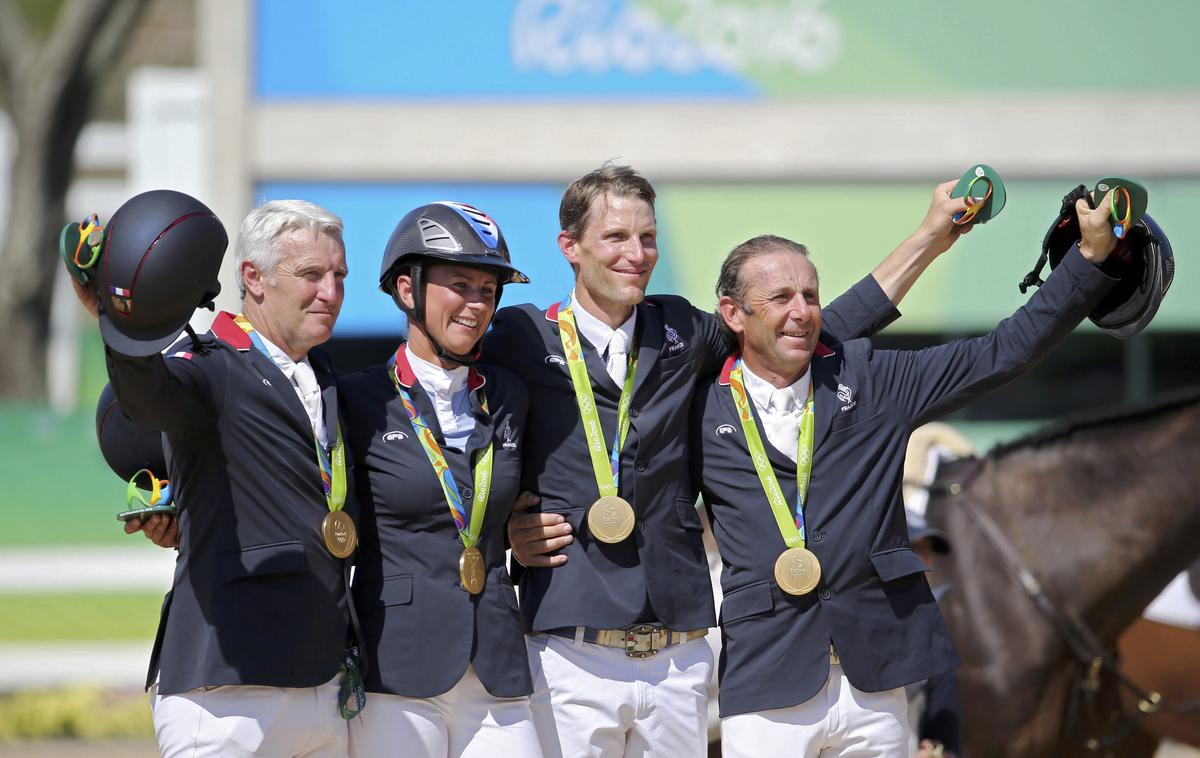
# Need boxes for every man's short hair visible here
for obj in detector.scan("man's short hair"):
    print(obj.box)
[715,234,813,313]
[235,200,344,297]
[559,163,656,240]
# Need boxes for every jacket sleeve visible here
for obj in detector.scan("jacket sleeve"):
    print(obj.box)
[820,274,900,344]
[871,246,1118,425]
[106,347,218,439]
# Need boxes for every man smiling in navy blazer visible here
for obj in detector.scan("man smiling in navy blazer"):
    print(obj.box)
[690,186,1120,756]
[486,164,978,758]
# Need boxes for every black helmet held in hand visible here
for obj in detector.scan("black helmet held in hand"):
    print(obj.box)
[97,190,228,356]
[95,382,167,481]
[378,201,529,363]
[1022,185,1174,339]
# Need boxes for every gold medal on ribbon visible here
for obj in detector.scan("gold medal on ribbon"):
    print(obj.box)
[588,495,636,543]
[322,510,357,558]
[774,546,821,596]
[459,546,486,595]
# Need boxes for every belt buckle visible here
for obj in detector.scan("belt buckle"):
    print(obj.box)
[624,624,661,658]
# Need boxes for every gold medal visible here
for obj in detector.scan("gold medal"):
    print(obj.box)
[459,546,485,595]
[588,495,636,543]
[774,547,821,596]
[321,510,357,558]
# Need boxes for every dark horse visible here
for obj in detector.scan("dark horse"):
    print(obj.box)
[924,387,1200,758]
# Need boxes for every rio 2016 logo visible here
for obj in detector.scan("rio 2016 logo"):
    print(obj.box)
[511,0,841,77]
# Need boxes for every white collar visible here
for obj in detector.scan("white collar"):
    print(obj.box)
[254,329,309,382]
[569,288,637,357]
[405,344,469,398]
[741,362,811,415]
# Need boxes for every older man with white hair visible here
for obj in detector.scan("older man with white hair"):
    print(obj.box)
[74,197,358,757]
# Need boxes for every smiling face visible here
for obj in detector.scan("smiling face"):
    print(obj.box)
[559,192,659,327]
[719,250,822,388]
[397,262,499,365]
[241,226,347,360]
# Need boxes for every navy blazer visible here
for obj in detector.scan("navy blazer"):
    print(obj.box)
[481,276,898,633]
[106,312,356,695]
[339,349,531,699]
[690,248,1117,717]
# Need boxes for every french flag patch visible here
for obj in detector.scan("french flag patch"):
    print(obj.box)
[168,351,193,361]
[110,285,131,297]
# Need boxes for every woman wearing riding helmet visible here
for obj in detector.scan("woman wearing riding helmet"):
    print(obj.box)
[339,201,541,757]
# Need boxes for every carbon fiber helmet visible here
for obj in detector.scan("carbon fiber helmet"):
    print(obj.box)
[1024,186,1174,339]
[97,190,228,356]
[95,382,167,481]
[379,201,529,364]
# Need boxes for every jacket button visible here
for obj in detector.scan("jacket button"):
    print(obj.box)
[637,522,645,533]
[819,589,831,601]
[630,408,640,418]
[635,461,646,472]
[810,529,822,542]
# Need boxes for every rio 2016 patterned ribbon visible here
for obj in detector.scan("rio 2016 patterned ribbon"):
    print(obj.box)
[555,295,638,499]
[387,346,493,550]
[727,358,814,549]
[1108,185,1133,239]
[233,314,346,514]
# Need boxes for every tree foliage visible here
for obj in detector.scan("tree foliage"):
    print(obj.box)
[0,0,152,397]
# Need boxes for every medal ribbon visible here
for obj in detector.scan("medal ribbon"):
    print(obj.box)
[728,358,814,548]
[233,315,346,512]
[387,347,493,549]
[555,295,638,498]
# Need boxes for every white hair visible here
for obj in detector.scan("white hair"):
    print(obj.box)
[235,199,344,297]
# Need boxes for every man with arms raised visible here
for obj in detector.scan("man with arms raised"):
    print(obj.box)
[74,195,356,757]
[487,164,970,757]
[690,190,1118,755]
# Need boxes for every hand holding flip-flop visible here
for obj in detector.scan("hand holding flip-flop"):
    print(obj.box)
[950,164,1006,226]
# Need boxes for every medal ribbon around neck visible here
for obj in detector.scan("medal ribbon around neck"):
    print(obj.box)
[728,358,814,548]
[556,295,638,499]
[388,346,494,549]
[234,314,346,513]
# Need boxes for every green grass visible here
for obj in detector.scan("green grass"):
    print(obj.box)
[0,593,161,642]
[0,687,153,741]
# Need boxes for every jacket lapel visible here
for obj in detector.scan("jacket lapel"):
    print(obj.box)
[463,368,494,460]
[632,300,663,399]
[315,357,340,444]
[810,347,841,454]
[543,300,619,395]
[211,312,313,433]
[248,350,312,430]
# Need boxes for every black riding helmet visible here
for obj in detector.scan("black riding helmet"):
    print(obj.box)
[97,190,228,356]
[95,382,167,481]
[379,201,529,365]
[1022,185,1174,339]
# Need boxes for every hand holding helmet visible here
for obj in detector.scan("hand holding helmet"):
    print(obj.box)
[1021,179,1173,338]
[60,190,229,356]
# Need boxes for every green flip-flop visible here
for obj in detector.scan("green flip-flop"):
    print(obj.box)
[950,164,1006,225]
[1093,176,1148,240]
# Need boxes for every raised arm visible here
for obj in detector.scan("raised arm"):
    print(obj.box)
[883,192,1119,424]
[869,180,973,305]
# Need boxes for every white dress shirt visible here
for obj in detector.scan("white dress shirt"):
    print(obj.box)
[255,331,327,447]
[406,345,475,451]
[569,288,637,387]
[740,362,812,463]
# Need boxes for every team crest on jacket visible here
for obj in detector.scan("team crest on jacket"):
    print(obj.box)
[664,324,686,353]
[544,354,566,367]
[715,424,736,436]
[500,419,517,449]
[837,383,856,411]
[382,430,409,442]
